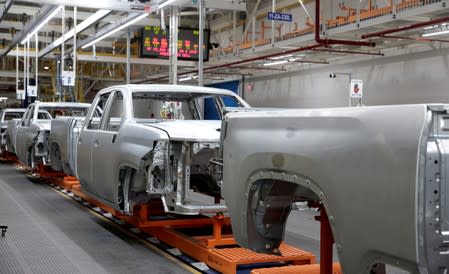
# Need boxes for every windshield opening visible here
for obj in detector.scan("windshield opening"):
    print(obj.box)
[132,91,245,121]
[40,107,89,118]
[3,112,24,120]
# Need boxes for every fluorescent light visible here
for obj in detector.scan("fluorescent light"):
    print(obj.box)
[159,0,178,9]
[42,9,111,53]
[424,25,437,30]
[179,76,192,82]
[269,54,293,60]
[21,5,64,44]
[424,23,449,30]
[422,29,449,37]
[263,60,288,66]
[82,13,148,49]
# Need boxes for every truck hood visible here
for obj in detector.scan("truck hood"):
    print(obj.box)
[144,120,221,142]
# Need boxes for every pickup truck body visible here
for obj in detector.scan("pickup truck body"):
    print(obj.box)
[0,108,25,152]
[15,102,90,168]
[221,104,449,273]
[49,117,85,176]
[76,84,249,215]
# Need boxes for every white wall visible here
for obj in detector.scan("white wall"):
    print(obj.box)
[245,44,449,108]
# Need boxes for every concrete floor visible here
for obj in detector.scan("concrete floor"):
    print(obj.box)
[0,162,191,274]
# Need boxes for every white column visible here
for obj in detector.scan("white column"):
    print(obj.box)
[198,0,205,86]
[271,0,275,46]
[35,33,38,96]
[73,6,77,98]
[16,45,19,100]
[61,6,65,102]
[126,29,131,84]
[26,39,29,97]
[169,6,179,85]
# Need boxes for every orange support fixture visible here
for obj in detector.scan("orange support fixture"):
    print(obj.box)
[150,227,315,274]
[27,165,318,274]
[250,263,342,274]
[0,151,18,162]
[36,164,66,178]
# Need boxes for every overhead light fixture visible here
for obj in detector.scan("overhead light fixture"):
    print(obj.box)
[423,23,449,32]
[263,60,288,66]
[82,13,148,49]
[53,10,111,48]
[21,5,64,45]
[269,54,293,60]
[39,9,111,57]
[424,25,438,30]
[179,76,193,82]
[422,29,449,37]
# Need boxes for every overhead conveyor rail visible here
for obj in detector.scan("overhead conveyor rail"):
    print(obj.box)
[0,151,341,274]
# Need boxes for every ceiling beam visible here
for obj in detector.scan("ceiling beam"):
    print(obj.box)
[39,9,112,57]
[76,54,196,67]
[5,4,40,17]
[15,0,154,13]
[0,5,58,56]
[0,0,14,23]
[0,70,52,78]
[184,0,246,11]
[76,13,151,49]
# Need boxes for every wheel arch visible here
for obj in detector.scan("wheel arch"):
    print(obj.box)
[241,168,328,253]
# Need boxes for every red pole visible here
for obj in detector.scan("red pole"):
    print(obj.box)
[315,204,334,274]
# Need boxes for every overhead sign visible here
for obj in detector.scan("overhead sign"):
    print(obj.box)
[350,79,363,98]
[61,71,75,86]
[267,12,293,22]
[27,86,37,97]
[16,89,25,100]
[141,26,210,61]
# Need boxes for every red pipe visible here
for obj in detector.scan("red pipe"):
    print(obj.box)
[361,15,449,39]
[203,44,322,71]
[380,34,449,43]
[139,0,381,84]
[315,0,375,47]
[141,43,323,83]
[312,48,384,56]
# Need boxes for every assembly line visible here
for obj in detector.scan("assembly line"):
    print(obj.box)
[1,84,448,273]
[2,0,449,273]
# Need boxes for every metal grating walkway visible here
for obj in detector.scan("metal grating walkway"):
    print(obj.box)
[0,162,192,274]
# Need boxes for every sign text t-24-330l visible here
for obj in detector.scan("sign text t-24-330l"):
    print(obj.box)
[267,12,292,22]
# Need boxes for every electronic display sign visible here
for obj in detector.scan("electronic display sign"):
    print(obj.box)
[140,26,210,61]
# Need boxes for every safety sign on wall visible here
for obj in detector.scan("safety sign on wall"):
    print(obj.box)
[350,79,363,98]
